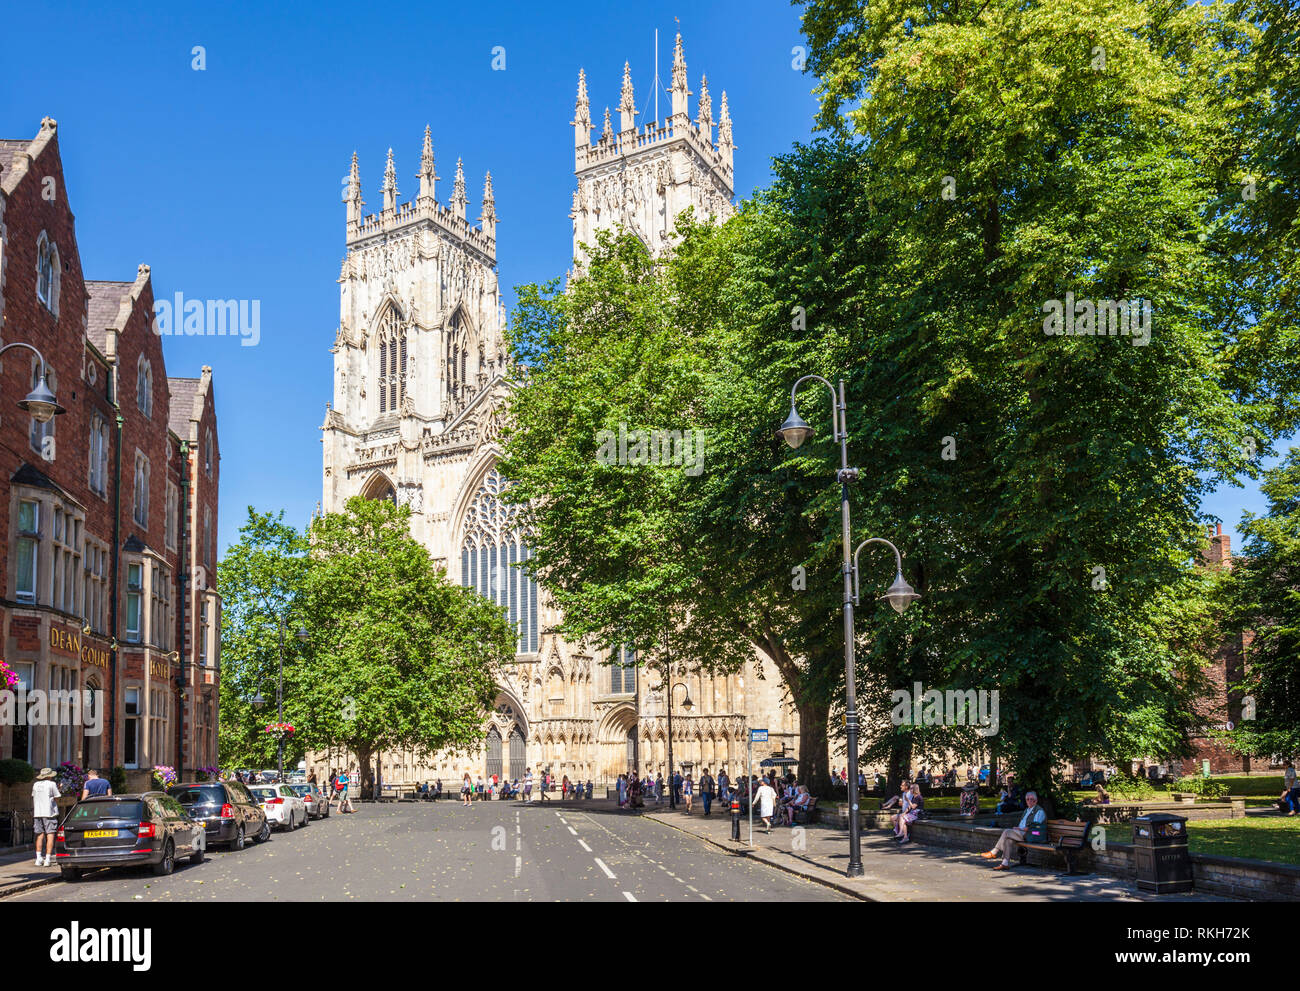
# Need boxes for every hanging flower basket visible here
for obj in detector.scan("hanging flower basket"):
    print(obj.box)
[152,765,177,789]
[264,723,295,739]
[0,657,18,690]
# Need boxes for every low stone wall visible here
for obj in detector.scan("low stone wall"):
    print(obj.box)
[910,817,1299,901]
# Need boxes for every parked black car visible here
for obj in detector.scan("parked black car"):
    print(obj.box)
[167,780,270,850]
[56,792,204,881]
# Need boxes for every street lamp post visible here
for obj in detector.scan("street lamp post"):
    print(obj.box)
[776,375,920,878]
[663,659,693,811]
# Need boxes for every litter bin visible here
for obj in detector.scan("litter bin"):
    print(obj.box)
[1132,812,1192,894]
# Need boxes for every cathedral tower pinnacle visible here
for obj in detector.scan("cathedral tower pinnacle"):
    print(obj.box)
[451,157,467,220]
[481,171,497,240]
[618,61,637,135]
[382,147,399,215]
[670,32,691,127]
[573,69,592,154]
[345,150,363,235]
[417,125,438,203]
[697,75,713,143]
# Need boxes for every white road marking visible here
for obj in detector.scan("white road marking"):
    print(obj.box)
[567,826,577,835]
[593,857,617,879]
[622,891,637,902]
[514,856,521,877]
[578,839,592,852]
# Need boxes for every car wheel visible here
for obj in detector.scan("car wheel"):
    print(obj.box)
[302,808,310,826]
[231,824,246,851]
[190,842,205,865]
[256,818,271,843]
[60,866,80,882]
[152,840,175,876]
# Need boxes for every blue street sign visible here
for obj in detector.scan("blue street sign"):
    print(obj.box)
[750,728,768,743]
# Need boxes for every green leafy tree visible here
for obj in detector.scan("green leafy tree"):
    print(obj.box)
[298,497,513,799]
[216,510,310,771]
[787,0,1296,806]
[1223,450,1300,760]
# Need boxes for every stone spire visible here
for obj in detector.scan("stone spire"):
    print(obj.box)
[345,151,363,232]
[670,33,691,128]
[601,106,613,144]
[573,68,592,150]
[382,147,399,214]
[417,125,438,202]
[697,75,713,142]
[480,171,497,239]
[451,157,467,220]
[718,91,734,162]
[619,61,637,134]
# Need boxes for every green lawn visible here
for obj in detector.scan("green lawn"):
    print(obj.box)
[1207,775,1286,796]
[1185,817,1300,865]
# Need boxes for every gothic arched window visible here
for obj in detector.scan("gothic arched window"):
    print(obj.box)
[376,306,406,413]
[460,467,539,654]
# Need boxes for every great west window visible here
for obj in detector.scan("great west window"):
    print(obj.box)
[460,468,539,654]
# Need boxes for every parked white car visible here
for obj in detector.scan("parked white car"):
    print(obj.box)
[248,784,308,831]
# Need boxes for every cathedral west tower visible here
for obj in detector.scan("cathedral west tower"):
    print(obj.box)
[570,33,735,266]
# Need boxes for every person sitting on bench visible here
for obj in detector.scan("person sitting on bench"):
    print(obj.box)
[959,780,979,817]
[981,791,1046,870]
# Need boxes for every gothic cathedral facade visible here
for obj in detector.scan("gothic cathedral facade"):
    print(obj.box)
[318,36,798,787]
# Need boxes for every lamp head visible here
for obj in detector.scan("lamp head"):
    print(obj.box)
[775,407,814,449]
[880,573,921,615]
[682,694,694,712]
[19,372,64,423]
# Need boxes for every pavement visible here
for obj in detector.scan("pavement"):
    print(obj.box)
[0,798,849,903]
[641,802,1233,901]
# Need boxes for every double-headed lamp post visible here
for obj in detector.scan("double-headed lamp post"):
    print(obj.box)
[663,674,693,810]
[776,375,920,878]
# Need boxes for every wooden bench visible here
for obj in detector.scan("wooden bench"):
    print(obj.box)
[1015,818,1089,875]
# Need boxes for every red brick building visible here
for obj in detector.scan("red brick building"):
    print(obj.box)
[1188,524,1256,775]
[0,117,220,778]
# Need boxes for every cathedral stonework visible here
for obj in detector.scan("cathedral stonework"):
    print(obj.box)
[317,36,796,788]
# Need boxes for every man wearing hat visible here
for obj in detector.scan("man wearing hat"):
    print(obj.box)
[32,768,61,867]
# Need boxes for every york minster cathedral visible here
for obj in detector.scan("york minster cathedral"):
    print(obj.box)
[316,36,798,786]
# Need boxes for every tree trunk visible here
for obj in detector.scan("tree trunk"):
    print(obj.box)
[355,743,374,801]
[796,695,832,798]
[886,734,912,798]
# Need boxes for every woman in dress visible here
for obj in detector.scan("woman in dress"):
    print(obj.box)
[682,773,694,814]
[461,773,472,807]
[898,783,924,845]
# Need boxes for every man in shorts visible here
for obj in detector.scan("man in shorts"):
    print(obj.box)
[32,767,61,867]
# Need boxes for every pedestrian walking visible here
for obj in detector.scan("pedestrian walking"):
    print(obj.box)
[461,773,472,807]
[32,767,60,867]
[700,768,715,817]
[585,779,593,800]
[523,768,533,802]
[339,767,355,813]
[562,775,570,800]
[682,773,694,814]
[717,768,729,805]
[654,773,663,804]
[753,778,777,833]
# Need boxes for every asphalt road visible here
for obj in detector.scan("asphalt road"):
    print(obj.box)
[9,798,848,902]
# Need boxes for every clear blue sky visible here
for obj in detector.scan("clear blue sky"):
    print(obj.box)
[0,0,1279,559]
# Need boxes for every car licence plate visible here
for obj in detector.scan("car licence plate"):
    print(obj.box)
[84,829,119,838]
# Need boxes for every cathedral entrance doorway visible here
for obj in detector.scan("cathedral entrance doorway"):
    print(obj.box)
[509,726,526,780]
[485,725,503,781]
